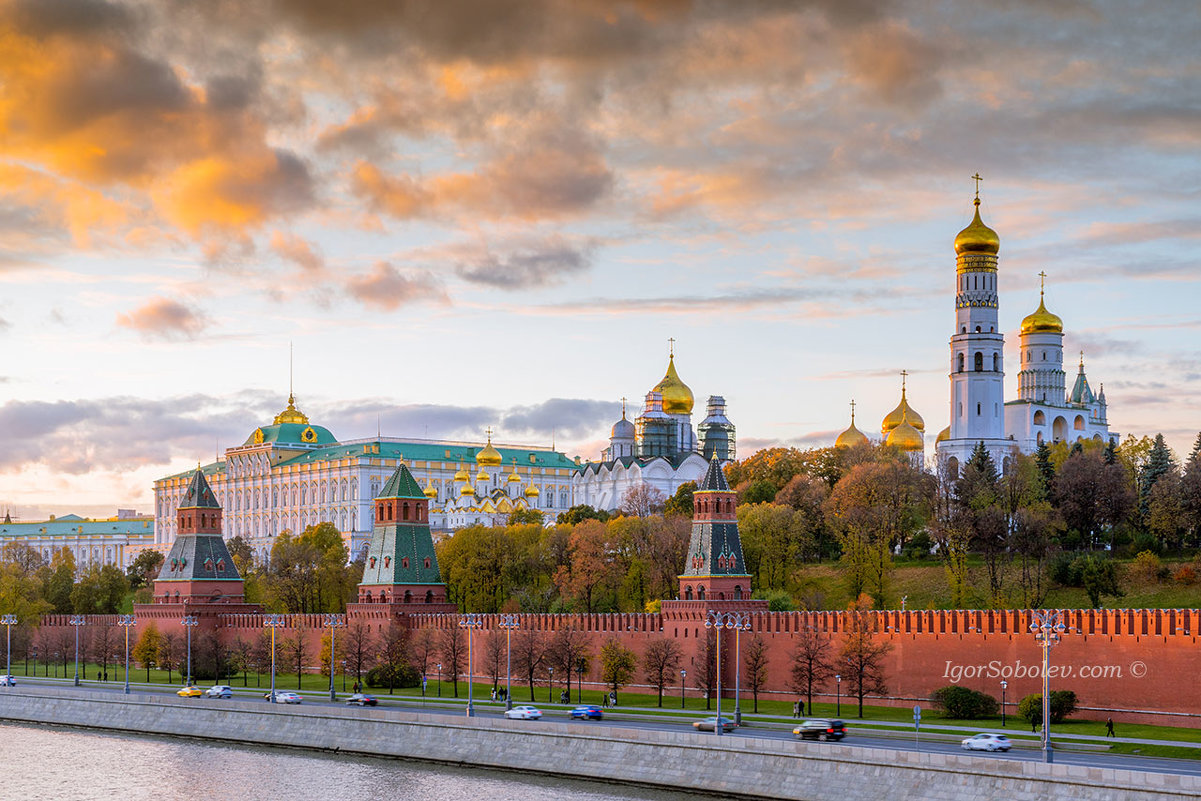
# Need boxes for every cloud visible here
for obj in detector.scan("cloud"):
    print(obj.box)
[500,398,620,439]
[269,230,325,273]
[345,261,446,310]
[450,236,593,288]
[116,297,210,341]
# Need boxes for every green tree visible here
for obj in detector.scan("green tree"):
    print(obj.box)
[955,443,1009,603]
[740,480,777,505]
[1139,434,1177,519]
[1072,553,1123,607]
[132,623,161,682]
[737,503,813,593]
[263,523,354,613]
[70,564,128,614]
[126,550,164,591]
[663,481,697,518]
[507,508,544,526]
[598,638,637,703]
[556,505,610,526]
[43,548,77,613]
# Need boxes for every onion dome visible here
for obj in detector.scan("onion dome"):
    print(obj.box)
[654,354,694,415]
[453,463,468,482]
[834,402,869,449]
[273,393,310,425]
[954,198,1000,256]
[611,407,635,439]
[882,380,924,435]
[1021,286,1063,335]
[475,432,503,467]
[524,484,540,498]
[476,469,489,483]
[460,483,475,497]
[507,468,522,484]
[423,481,438,498]
[886,412,924,452]
[936,426,950,443]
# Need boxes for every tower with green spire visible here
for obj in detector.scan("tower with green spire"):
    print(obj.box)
[152,468,245,604]
[677,458,761,605]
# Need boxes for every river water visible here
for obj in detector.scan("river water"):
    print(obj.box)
[2,722,719,801]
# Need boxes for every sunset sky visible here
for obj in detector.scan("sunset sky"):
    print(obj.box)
[1,0,1198,519]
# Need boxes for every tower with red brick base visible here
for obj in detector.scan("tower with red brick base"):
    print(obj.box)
[678,458,757,603]
[152,468,245,604]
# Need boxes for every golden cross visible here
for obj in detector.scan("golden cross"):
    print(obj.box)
[620,396,627,417]
[1038,270,1047,296]
[971,172,983,200]
[900,369,908,391]
[849,399,856,421]
[485,426,493,440]
[668,337,675,357]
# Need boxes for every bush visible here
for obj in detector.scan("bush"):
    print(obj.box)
[1048,551,1082,586]
[365,663,421,690]
[1174,565,1198,586]
[930,685,999,720]
[1130,550,1169,583]
[1017,690,1078,729]
[752,588,793,611]
[902,531,934,561]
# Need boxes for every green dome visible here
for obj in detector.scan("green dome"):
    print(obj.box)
[245,422,337,447]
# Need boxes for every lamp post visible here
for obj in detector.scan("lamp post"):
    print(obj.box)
[117,615,136,695]
[1030,610,1066,763]
[323,614,344,702]
[497,614,518,710]
[575,657,586,705]
[181,614,198,686]
[458,614,484,717]
[263,614,286,703]
[547,666,554,705]
[1,615,16,685]
[69,615,85,686]
[341,659,347,693]
[705,611,751,733]
[32,649,38,680]
[680,669,687,709]
[835,674,842,717]
[436,663,442,697]
[1000,679,1008,727]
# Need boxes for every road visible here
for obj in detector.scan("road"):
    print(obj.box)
[5,676,1198,778]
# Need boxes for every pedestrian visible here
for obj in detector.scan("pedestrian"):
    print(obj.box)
[491,687,496,702]
[609,691,616,707]
[1106,717,1115,738]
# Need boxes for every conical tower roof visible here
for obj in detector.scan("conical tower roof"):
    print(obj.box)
[378,463,425,499]
[698,458,730,492]
[180,468,221,509]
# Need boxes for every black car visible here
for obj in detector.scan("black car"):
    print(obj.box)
[346,693,378,706]
[792,719,847,741]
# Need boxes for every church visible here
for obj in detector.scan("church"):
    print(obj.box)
[836,183,1118,473]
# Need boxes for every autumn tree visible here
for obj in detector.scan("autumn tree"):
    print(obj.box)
[439,625,465,697]
[838,599,891,719]
[376,627,410,694]
[282,623,308,690]
[664,481,697,518]
[227,637,251,686]
[158,631,181,684]
[512,627,546,702]
[641,637,683,707]
[344,623,375,684]
[737,503,814,592]
[1139,434,1177,520]
[741,634,770,713]
[554,520,616,613]
[1054,449,1134,549]
[263,523,355,613]
[126,550,164,590]
[620,482,666,518]
[547,626,590,701]
[955,444,1009,603]
[483,629,506,691]
[694,629,718,709]
[408,628,436,683]
[598,638,637,703]
[1011,504,1056,607]
[132,623,161,682]
[789,624,833,715]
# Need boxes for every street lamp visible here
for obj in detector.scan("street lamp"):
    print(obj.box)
[835,674,842,717]
[705,610,751,734]
[182,615,198,686]
[548,665,554,704]
[680,669,687,709]
[323,614,344,702]
[69,615,85,686]
[1000,679,1008,727]
[117,615,137,695]
[1,614,16,685]
[458,614,484,717]
[497,614,519,710]
[1030,610,1066,763]
[341,659,347,693]
[263,614,286,703]
[575,657,586,705]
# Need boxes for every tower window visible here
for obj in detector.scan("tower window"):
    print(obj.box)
[1042,351,1046,361]
[961,326,967,334]
[957,353,964,372]
[977,402,981,415]
[993,353,999,371]
[975,326,981,333]
[974,352,983,371]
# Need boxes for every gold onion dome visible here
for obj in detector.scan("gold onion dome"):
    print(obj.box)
[524,484,540,497]
[1021,294,1063,335]
[273,393,310,425]
[453,463,468,482]
[475,434,503,467]
[460,483,475,497]
[507,469,522,484]
[423,482,438,498]
[936,425,950,443]
[835,407,869,449]
[954,199,1000,256]
[476,469,489,483]
[886,413,924,452]
[654,354,694,415]
[882,388,924,434]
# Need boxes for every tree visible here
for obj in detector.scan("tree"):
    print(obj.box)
[641,637,683,707]
[664,481,697,518]
[694,629,718,710]
[439,625,465,697]
[1139,434,1177,519]
[512,627,546,702]
[508,508,544,526]
[43,548,76,613]
[226,535,255,576]
[126,550,164,590]
[620,482,666,517]
[1072,553,1123,608]
[1054,449,1135,549]
[955,443,1010,603]
[344,623,374,684]
[1018,690,1078,730]
[70,564,128,614]
[737,503,814,593]
[263,523,355,613]
[789,625,833,715]
[1011,504,1056,608]
[159,631,180,685]
[282,623,308,690]
[930,685,998,719]
[376,627,410,694]
[556,505,610,525]
[132,623,161,683]
[1147,471,1186,552]
[554,520,617,613]
[838,600,891,719]
[483,630,506,691]
[92,620,116,681]
[199,630,227,683]
[742,634,770,713]
[227,637,252,686]
[547,626,590,701]
[739,480,777,505]
[598,638,637,703]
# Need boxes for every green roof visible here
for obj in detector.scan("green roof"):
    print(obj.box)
[243,422,338,447]
[276,439,579,470]
[1,518,154,539]
[379,463,425,499]
[180,469,221,509]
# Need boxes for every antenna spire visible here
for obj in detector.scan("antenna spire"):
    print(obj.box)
[289,341,294,403]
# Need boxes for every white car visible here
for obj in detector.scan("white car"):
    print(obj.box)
[0,675,16,686]
[205,685,233,698]
[265,691,303,704]
[961,733,1011,752]
[504,705,543,720]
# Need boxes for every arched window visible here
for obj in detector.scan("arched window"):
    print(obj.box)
[697,586,706,601]
[684,586,693,601]
[734,585,743,600]
[945,457,959,482]
[425,590,433,604]
[992,353,999,371]
[402,503,410,521]
[1033,410,1046,425]
[404,591,412,604]
[1074,415,1086,431]
[974,352,984,371]
[957,353,964,372]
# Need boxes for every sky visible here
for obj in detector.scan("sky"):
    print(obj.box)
[0,0,1199,520]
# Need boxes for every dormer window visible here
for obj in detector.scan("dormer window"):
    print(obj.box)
[401,557,410,569]
[369,557,377,568]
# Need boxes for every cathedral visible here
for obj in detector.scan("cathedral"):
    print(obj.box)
[835,184,1118,473]
[572,347,735,512]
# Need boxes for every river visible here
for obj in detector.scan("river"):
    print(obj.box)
[1,722,720,801]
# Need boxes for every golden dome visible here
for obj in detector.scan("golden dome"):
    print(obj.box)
[835,403,869,449]
[423,482,438,498]
[886,413,924,452]
[476,469,489,483]
[882,379,924,435]
[453,463,468,482]
[460,483,475,497]
[524,484,540,497]
[654,354,694,415]
[954,199,1000,256]
[936,425,950,443]
[1021,293,1063,335]
[475,433,503,467]
[507,470,522,484]
[273,393,310,425]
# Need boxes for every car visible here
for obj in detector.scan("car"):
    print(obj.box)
[0,675,16,686]
[692,716,737,733]
[205,685,233,699]
[569,705,603,720]
[264,691,303,704]
[792,719,847,741]
[346,693,378,707]
[177,685,204,697]
[504,705,543,720]
[961,733,1011,752]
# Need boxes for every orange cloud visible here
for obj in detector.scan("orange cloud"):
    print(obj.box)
[116,297,209,340]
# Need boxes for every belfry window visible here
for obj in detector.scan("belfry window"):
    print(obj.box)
[957,353,964,372]
[977,402,982,415]
[993,353,999,371]
[974,352,983,371]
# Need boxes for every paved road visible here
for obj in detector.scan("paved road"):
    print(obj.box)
[7,677,1198,778]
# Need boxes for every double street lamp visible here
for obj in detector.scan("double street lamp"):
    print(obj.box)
[704,610,751,735]
[323,615,344,702]
[1000,679,1008,727]
[117,615,137,695]
[182,615,198,686]
[263,614,286,703]
[458,614,484,717]
[497,614,519,710]
[69,615,86,686]
[1030,610,1066,763]
[2,614,16,684]
[835,674,842,716]
[436,663,442,697]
